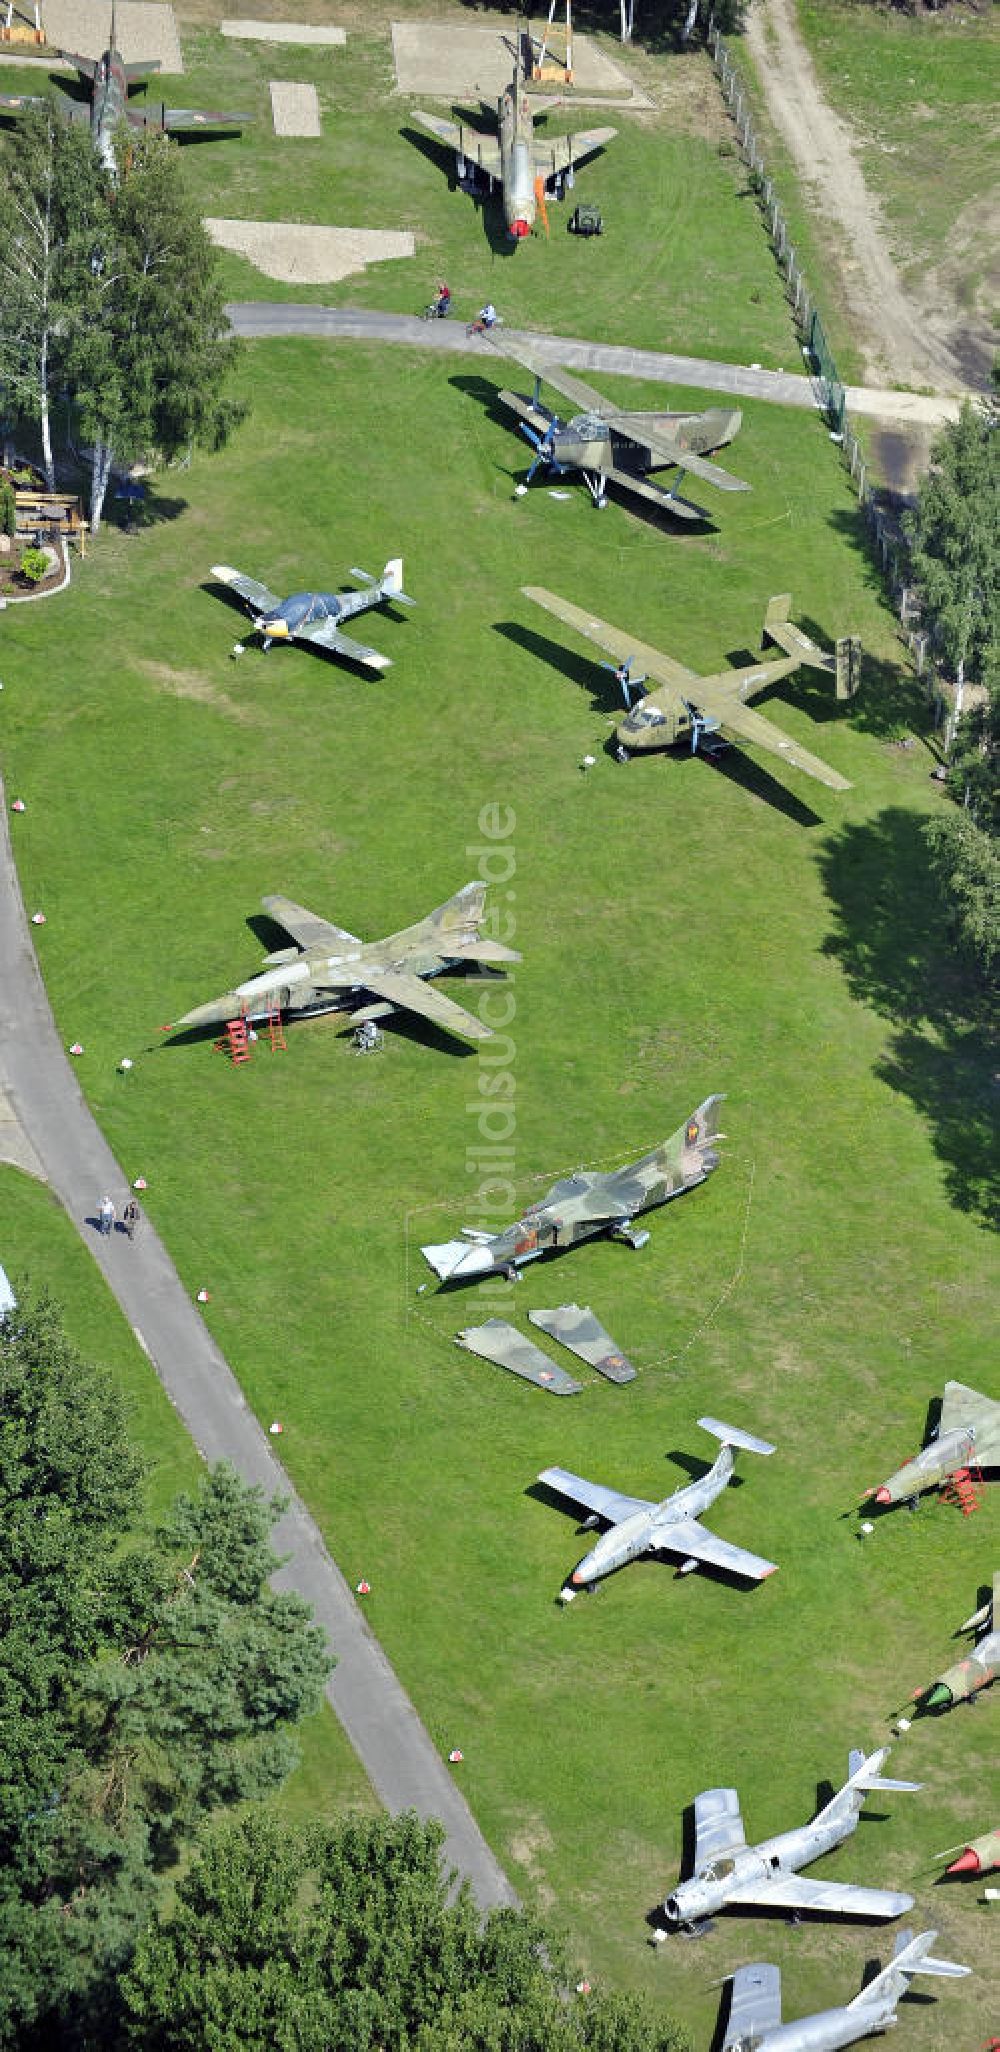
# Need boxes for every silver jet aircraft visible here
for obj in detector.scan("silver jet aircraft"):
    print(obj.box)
[717,1931,968,2052]
[664,1748,920,1931]
[538,1418,777,1593]
[211,558,414,671]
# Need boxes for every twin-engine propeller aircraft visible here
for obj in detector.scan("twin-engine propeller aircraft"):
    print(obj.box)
[523,586,858,789]
[422,1094,723,1282]
[413,25,614,241]
[210,558,414,672]
[172,882,520,1048]
[869,1381,1000,1507]
[716,1932,969,2052]
[0,0,250,173]
[538,1417,778,1593]
[490,336,748,516]
[663,1747,921,1932]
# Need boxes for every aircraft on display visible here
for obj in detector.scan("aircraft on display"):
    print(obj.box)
[662,1747,920,1931]
[210,558,414,671]
[413,27,614,241]
[491,335,747,516]
[942,1825,1000,1877]
[172,881,520,1046]
[715,1931,969,2052]
[421,1093,723,1282]
[869,1381,1000,1508]
[523,586,858,785]
[914,1573,998,1712]
[0,0,250,173]
[537,1417,777,1593]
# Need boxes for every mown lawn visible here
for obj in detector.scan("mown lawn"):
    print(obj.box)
[1,312,996,2044]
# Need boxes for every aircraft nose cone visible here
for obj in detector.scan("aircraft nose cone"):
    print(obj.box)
[510,218,530,239]
[947,1848,980,1875]
[174,996,237,1030]
[922,1682,953,1710]
[874,1487,892,1504]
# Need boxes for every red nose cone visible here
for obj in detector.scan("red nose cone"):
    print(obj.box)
[947,1848,980,1875]
[510,218,530,239]
[874,1487,891,1505]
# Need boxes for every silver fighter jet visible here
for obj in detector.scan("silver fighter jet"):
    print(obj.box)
[717,1931,968,2051]
[538,1418,777,1593]
[664,1748,920,1931]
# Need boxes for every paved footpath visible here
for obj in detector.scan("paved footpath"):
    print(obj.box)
[0,777,516,1912]
[225,303,963,427]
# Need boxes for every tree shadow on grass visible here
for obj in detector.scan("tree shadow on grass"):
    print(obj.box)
[818,806,998,1231]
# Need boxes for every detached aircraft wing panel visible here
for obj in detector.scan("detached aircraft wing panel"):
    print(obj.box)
[696,693,851,792]
[358,966,493,1044]
[537,1467,654,1525]
[522,588,698,690]
[722,1964,782,2050]
[260,894,361,954]
[533,125,616,179]
[727,1873,913,1917]
[211,564,283,615]
[659,1518,778,1583]
[155,106,251,132]
[291,615,390,671]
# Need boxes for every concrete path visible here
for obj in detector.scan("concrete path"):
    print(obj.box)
[0,778,516,1913]
[224,303,963,427]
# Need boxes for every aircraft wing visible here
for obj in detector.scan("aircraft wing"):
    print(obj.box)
[537,1467,655,1525]
[533,127,616,180]
[413,110,502,176]
[939,1380,997,1435]
[0,92,49,114]
[495,340,619,419]
[693,1788,747,1871]
[289,615,390,671]
[601,465,706,521]
[727,1872,913,1917]
[156,106,251,132]
[259,894,361,954]
[691,690,851,792]
[211,564,284,615]
[522,587,698,691]
[722,1965,782,2051]
[356,966,493,1044]
[635,420,750,493]
[656,1518,778,1583]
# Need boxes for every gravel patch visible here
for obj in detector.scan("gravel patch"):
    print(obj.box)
[390,18,647,103]
[41,0,182,72]
[221,18,345,44]
[205,218,414,284]
[269,79,320,137]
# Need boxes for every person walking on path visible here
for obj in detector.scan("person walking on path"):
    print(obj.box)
[122,1196,140,1240]
[99,1194,115,1236]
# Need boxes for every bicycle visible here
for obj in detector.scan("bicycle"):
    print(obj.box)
[421,298,452,321]
[465,313,503,338]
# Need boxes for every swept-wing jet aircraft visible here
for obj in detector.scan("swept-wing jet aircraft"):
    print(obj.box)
[914,1573,999,1711]
[491,336,747,515]
[211,558,413,671]
[716,1931,968,2052]
[943,1824,1000,1877]
[523,586,858,789]
[0,0,250,174]
[663,1747,920,1931]
[172,881,520,1047]
[538,1418,777,1592]
[421,1093,723,1282]
[413,27,614,241]
[870,1381,1000,1507]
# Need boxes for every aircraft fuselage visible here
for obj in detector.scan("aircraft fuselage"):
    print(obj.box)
[665,1810,861,1926]
[734,2001,899,2052]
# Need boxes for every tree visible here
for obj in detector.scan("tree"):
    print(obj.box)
[924,807,1000,989]
[121,1812,692,2052]
[905,401,1000,744]
[66,129,245,533]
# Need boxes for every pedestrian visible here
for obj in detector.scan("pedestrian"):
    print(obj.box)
[122,1196,140,1240]
[433,278,451,317]
[99,1195,115,1236]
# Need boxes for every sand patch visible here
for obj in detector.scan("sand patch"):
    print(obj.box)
[205,217,414,283]
[391,18,648,104]
[270,79,320,136]
[222,18,344,43]
[136,658,257,723]
[41,0,181,71]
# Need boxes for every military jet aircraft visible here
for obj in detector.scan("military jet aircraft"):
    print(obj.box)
[0,0,250,174]
[210,558,413,671]
[490,336,747,516]
[413,27,614,241]
[421,1093,723,1283]
[869,1381,1000,1508]
[538,1417,777,1593]
[663,1747,920,1931]
[523,587,858,788]
[943,1825,1000,1877]
[171,881,520,1046]
[913,1573,998,1712]
[716,1931,969,2052]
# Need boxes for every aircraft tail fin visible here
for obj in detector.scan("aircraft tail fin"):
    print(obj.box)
[835,634,862,700]
[829,1748,921,1815]
[379,558,416,608]
[846,1929,970,2011]
[763,598,859,698]
[389,881,520,965]
[698,1418,776,1458]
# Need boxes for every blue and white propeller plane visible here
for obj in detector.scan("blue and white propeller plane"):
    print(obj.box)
[211,558,414,672]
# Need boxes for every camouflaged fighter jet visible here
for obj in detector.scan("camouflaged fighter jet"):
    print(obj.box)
[421,1094,723,1282]
[0,0,250,175]
[913,1573,999,1713]
[211,558,413,671]
[492,336,747,516]
[413,26,614,241]
[716,1932,969,2052]
[172,882,520,1046]
[538,1418,777,1594]
[943,1825,1000,1877]
[523,587,859,789]
[870,1382,1000,1508]
[663,1748,920,1932]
